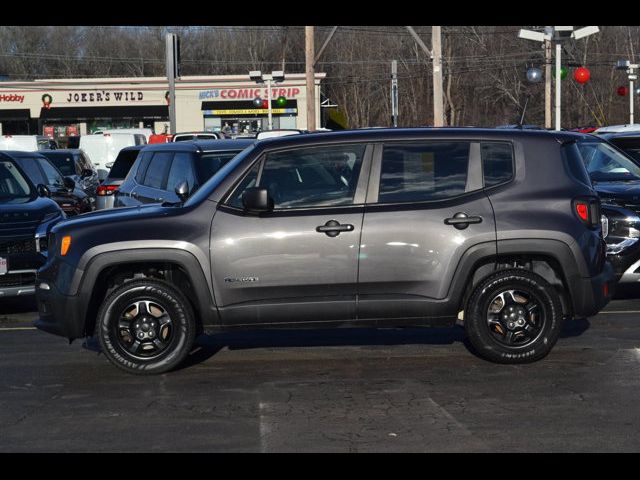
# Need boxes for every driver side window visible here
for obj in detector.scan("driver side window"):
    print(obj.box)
[264,145,365,209]
[38,158,64,187]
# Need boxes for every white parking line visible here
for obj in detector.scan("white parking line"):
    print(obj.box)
[0,327,37,331]
[600,310,640,314]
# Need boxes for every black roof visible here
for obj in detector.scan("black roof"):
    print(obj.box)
[598,131,640,140]
[252,127,585,149]
[0,150,48,160]
[140,138,255,153]
[39,149,82,155]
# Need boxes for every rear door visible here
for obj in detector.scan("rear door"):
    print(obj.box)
[357,140,497,322]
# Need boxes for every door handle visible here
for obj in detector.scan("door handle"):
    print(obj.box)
[316,220,354,237]
[156,198,164,202]
[444,212,483,230]
[131,192,138,198]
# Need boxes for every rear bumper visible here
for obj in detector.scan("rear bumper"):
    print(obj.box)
[571,261,615,318]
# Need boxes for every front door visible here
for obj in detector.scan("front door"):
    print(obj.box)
[358,140,497,322]
[210,143,372,326]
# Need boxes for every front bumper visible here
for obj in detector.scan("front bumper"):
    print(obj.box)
[34,279,85,339]
[571,260,615,318]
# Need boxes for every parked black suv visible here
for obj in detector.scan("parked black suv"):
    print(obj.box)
[35,128,613,374]
[11,152,92,216]
[114,139,254,207]
[39,149,99,199]
[0,153,64,299]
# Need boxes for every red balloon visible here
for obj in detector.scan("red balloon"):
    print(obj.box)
[618,86,629,96]
[261,99,269,109]
[574,67,591,84]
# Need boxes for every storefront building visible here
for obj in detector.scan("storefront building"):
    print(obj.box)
[0,73,325,141]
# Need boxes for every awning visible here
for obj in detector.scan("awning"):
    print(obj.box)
[39,106,169,120]
[0,109,31,120]
[201,99,297,116]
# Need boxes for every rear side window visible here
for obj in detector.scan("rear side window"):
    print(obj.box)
[378,142,470,203]
[142,152,173,189]
[562,142,592,187]
[481,142,514,187]
[134,152,153,183]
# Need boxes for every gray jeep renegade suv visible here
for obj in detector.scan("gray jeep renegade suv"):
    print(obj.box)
[34,128,613,374]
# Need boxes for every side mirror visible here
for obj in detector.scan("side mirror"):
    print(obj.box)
[81,169,93,178]
[174,181,190,202]
[242,187,274,213]
[63,177,75,191]
[37,184,51,198]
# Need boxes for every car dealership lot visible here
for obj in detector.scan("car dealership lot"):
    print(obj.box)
[1,296,640,452]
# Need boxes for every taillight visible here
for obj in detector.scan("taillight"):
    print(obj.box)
[97,185,118,196]
[573,197,601,229]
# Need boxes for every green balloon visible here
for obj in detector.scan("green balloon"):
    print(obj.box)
[276,95,287,107]
[552,66,568,80]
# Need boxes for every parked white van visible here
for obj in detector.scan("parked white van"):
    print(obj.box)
[80,133,146,180]
[0,135,56,151]
[94,128,153,142]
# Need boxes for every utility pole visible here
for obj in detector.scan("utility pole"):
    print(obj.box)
[432,26,444,127]
[406,26,444,127]
[165,33,179,134]
[391,60,398,127]
[544,38,552,129]
[305,26,316,131]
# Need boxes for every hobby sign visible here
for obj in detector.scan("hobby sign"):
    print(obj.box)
[0,94,25,103]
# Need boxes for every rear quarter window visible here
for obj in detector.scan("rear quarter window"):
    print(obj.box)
[481,142,514,187]
[562,142,592,187]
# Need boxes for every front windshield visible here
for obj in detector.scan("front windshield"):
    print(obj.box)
[0,161,32,199]
[577,140,640,181]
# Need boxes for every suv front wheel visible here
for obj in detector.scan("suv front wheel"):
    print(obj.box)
[465,269,564,363]
[96,278,196,374]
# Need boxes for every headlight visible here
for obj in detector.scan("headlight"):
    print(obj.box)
[601,214,609,239]
[607,238,639,255]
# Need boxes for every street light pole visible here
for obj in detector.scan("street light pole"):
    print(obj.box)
[266,77,273,130]
[555,42,562,131]
[249,70,285,131]
[518,26,599,131]
[615,60,638,125]
[631,68,636,124]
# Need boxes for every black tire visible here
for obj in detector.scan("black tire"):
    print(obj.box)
[464,269,564,364]
[96,278,196,375]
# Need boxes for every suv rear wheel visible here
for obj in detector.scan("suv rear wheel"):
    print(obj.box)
[96,278,196,374]
[465,269,564,363]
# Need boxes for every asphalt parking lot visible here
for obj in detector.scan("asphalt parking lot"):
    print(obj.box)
[2,292,640,452]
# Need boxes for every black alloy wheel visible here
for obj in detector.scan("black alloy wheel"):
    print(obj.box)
[97,278,196,375]
[465,269,564,364]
